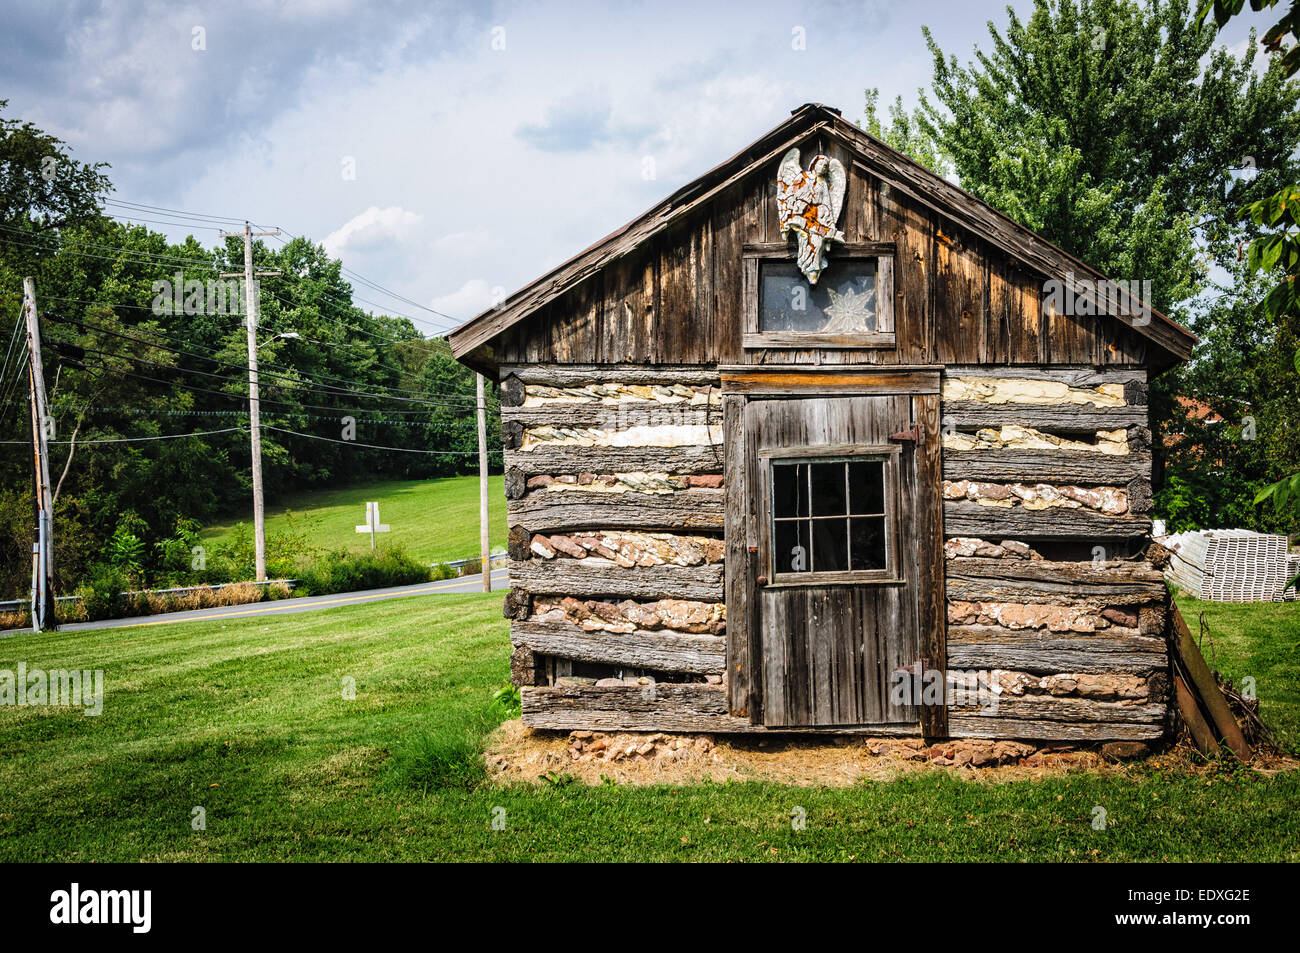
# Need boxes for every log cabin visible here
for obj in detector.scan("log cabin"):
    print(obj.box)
[449,103,1196,742]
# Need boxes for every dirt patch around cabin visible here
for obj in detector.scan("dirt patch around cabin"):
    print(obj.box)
[484,719,1289,787]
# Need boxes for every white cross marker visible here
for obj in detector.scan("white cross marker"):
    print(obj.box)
[355,501,390,549]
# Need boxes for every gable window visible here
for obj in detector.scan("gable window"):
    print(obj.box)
[764,445,901,584]
[759,260,878,333]
[743,242,895,349]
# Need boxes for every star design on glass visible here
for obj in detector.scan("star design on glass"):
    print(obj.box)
[821,285,876,332]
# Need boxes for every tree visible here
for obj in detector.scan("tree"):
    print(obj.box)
[1198,2,1300,565]
[870,0,1300,531]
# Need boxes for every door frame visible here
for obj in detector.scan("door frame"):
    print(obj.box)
[720,365,948,737]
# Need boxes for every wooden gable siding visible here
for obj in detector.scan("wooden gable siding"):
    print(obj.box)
[492,131,1148,370]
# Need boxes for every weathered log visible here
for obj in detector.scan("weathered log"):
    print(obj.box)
[500,372,526,407]
[505,444,723,476]
[509,558,724,602]
[947,714,1165,741]
[502,587,532,621]
[501,419,524,450]
[511,620,725,674]
[946,633,1166,675]
[943,500,1152,538]
[1123,378,1149,407]
[945,558,1166,604]
[942,449,1151,484]
[1127,476,1153,514]
[941,366,1146,387]
[507,523,532,562]
[947,695,1166,725]
[502,404,719,430]
[504,465,527,500]
[498,364,720,387]
[510,643,537,687]
[941,401,1148,432]
[521,684,920,734]
[508,488,725,532]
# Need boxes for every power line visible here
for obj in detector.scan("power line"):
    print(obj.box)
[263,425,500,455]
[78,359,464,416]
[44,312,471,405]
[0,427,245,446]
[74,338,474,409]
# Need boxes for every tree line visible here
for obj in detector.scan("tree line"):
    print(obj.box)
[0,100,497,598]
[864,0,1300,534]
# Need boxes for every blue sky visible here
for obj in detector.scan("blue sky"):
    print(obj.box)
[0,0,1276,338]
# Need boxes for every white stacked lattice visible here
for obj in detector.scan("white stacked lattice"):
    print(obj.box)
[1158,529,1291,603]
[1284,554,1300,602]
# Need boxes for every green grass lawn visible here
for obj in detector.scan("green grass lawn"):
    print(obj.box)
[1,593,1297,862]
[199,475,508,566]
[1175,594,1300,755]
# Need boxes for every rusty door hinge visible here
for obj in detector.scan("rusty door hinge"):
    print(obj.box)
[889,424,924,446]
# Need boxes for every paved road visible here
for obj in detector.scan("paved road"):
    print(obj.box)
[2,567,509,635]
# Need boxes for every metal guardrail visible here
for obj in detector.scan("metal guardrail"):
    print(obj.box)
[0,578,298,615]
[441,551,507,570]
[0,556,508,614]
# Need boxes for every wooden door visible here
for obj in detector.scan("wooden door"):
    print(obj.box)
[724,386,944,730]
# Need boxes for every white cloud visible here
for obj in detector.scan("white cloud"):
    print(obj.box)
[431,278,498,321]
[322,206,424,258]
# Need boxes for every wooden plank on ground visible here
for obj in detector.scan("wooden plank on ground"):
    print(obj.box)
[1171,607,1251,760]
[1174,673,1220,755]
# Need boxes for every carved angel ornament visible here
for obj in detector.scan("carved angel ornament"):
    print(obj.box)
[775,147,846,284]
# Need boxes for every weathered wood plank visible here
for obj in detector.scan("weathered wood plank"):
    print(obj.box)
[916,391,948,739]
[720,365,940,396]
[511,620,725,675]
[497,363,720,387]
[946,628,1166,675]
[1171,607,1250,759]
[502,405,719,429]
[948,696,1166,725]
[450,115,842,360]
[722,393,753,719]
[946,558,1167,603]
[1174,673,1220,755]
[943,501,1151,538]
[508,489,725,532]
[504,444,722,476]
[942,401,1148,432]
[509,558,724,601]
[521,684,921,734]
[943,449,1151,484]
[947,714,1165,741]
[941,365,1146,386]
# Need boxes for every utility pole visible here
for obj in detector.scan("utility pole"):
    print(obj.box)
[219,224,280,581]
[23,277,56,631]
[477,372,491,592]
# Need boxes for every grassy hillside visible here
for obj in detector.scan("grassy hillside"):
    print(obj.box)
[199,475,508,566]
[0,593,1297,862]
